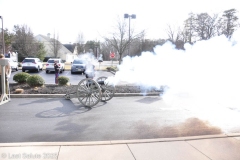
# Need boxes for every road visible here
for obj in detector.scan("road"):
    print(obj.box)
[9,70,114,85]
[0,96,240,143]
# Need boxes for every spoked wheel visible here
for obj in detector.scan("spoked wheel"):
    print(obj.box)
[77,78,102,107]
[97,76,115,102]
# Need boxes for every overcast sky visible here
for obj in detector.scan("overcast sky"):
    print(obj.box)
[0,0,239,44]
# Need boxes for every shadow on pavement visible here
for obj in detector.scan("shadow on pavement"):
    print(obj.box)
[34,98,108,118]
[136,97,162,104]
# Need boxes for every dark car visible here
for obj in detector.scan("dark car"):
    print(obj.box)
[71,59,86,74]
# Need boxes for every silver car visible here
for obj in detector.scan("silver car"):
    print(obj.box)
[71,59,86,74]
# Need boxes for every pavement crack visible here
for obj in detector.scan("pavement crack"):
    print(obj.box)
[185,141,212,160]
[56,146,61,160]
[127,144,137,160]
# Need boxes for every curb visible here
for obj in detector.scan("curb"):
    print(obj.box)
[9,92,161,98]
[0,133,239,147]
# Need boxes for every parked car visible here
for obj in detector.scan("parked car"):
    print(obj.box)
[45,58,65,73]
[22,58,43,72]
[6,58,18,71]
[71,59,86,74]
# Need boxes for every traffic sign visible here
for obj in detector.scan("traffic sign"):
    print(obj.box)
[110,52,115,58]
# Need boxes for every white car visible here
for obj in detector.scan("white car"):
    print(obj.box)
[6,58,18,71]
[45,58,65,73]
[22,58,43,72]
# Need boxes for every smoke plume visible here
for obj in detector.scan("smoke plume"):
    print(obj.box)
[107,30,240,130]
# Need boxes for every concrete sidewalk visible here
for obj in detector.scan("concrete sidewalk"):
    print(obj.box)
[1,133,240,160]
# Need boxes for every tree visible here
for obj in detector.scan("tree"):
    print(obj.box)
[75,32,85,55]
[84,40,100,57]
[182,12,196,44]
[193,13,210,40]
[50,31,61,58]
[130,38,166,56]
[36,43,46,60]
[204,14,219,39]
[218,9,239,38]
[0,28,14,54]
[99,40,112,61]
[11,25,45,61]
[103,16,145,64]
[165,24,184,49]
[185,12,219,41]
[166,24,180,43]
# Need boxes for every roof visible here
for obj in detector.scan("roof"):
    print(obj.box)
[63,44,75,53]
[35,34,73,54]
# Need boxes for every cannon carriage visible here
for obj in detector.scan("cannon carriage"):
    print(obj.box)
[64,76,115,107]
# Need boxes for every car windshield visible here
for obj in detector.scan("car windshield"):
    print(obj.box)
[73,60,85,64]
[48,60,59,63]
[23,59,35,62]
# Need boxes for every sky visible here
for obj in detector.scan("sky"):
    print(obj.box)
[0,0,240,44]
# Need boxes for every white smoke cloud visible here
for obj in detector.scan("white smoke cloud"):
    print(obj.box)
[107,29,240,130]
[76,52,99,77]
[77,52,96,62]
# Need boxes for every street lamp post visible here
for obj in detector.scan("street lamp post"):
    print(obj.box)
[0,16,4,55]
[124,14,136,56]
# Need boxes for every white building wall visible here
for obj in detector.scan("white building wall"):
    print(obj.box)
[35,34,74,61]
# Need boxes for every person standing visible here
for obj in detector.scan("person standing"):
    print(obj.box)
[0,54,11,94]
[54,61,60,84]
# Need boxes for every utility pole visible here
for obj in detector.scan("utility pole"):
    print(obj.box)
[0,16,5,55]
[124,14,136,56]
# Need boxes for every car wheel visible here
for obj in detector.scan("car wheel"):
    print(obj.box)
[22,69,25,72]
[16,67,18,71]
[46,70,49,74]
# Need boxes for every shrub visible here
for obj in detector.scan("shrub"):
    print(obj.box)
[58,76,69,85]
[26,75,45,87]
[106,66,118,72]
[13,72,31,83]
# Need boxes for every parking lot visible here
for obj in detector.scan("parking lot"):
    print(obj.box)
[9,70,114,85]
[9,61,118,85]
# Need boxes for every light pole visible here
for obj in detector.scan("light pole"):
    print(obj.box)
[0,16,4,55]
[124,14,136,56]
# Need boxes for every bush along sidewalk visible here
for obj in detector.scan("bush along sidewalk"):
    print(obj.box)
[58,76,69,85]
[106,66,118,74]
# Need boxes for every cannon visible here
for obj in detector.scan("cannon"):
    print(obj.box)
[64,76,115,107]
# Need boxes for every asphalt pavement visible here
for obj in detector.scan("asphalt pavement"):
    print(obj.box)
[0,96,240,160]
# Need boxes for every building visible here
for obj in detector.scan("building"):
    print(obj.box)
[35,34,74,62]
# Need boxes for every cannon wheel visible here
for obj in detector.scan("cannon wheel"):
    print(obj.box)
[77,78,102,107]
[97,76,115,102]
